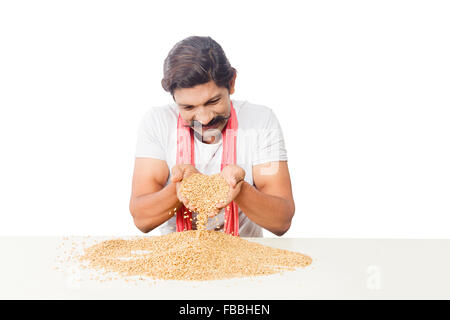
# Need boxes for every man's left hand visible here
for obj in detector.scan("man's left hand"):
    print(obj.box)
[214,164,245,214]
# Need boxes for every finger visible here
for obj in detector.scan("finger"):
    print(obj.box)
[176,184,186,201]
[221,174,235,188]
[171,166,182,182]
[177,194,185,203]
[185,166,200,178]
[184,169,195,179]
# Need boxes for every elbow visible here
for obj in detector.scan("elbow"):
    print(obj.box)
[132,212,155,233]
[129,200,155,234]
[273,202,295,237]
[133,217,154,234]
[273,219,291,237]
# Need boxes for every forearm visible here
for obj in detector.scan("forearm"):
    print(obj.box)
[130,182,182,233]
[234,181,294,236]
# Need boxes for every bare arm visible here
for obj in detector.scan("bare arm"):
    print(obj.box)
[233,161,295,236]
[129,158,181,233]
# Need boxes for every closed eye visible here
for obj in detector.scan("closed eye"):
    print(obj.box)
[205,98,220,106]
[179,96,221,109]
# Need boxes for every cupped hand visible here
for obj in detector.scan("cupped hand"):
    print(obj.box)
[215,164,246,212]
[171,164,200,210]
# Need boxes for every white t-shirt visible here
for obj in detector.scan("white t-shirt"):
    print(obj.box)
[135,99,288,237]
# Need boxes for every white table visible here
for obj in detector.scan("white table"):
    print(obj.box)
[1,237,449,299]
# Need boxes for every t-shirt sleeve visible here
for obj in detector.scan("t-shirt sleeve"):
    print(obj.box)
[135,108,166,160]
[252,108,288,166]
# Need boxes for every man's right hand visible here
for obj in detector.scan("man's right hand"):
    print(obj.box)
[171,164,200,210]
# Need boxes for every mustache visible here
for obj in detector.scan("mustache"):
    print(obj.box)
[183,114,230,129]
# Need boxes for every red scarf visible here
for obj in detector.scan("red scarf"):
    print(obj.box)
[175,100,240,236]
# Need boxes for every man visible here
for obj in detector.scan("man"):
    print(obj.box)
[129,36,294,237]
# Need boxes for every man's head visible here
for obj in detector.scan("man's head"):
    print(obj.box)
[161,36,237,143]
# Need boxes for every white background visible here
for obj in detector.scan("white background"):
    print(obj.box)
[0,0,449,238]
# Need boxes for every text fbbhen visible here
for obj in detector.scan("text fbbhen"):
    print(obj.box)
[178,304,270,317]
[224,305,270,315]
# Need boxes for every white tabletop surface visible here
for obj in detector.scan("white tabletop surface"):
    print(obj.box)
[1,236,449,299]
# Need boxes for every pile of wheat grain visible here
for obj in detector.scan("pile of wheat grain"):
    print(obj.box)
[78,230,312,281]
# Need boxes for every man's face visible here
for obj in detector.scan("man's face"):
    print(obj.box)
[173,81,233,143]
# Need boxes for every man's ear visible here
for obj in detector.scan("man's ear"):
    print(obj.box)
[229,73,237,95]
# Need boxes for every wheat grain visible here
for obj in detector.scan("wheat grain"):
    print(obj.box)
[179,173,230,230]
[78,230,312,281]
